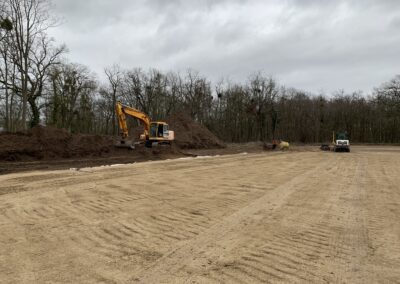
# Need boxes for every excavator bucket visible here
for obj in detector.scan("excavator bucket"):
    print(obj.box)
[114,138,136,149]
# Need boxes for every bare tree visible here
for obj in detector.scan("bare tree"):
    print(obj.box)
[0,2,13,130]
[374,75,400,142]
[5,0,63,130]
[181,69,212,122]
[0,30,12,130]
[94,86,114,134]
[47,63,96,131]
[104,64,122,135]
[375,75,400,109]
[0,2,13,42]
[247,73,278,141]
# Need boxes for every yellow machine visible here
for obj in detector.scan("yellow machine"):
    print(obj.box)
[115,102,174,148]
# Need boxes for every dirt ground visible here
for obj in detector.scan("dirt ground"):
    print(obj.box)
[0,146,399,283]
[0,142,263,174]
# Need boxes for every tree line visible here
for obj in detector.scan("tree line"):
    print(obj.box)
[1,0,399,143]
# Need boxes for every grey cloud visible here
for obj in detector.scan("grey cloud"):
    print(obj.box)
[49,0,400,93]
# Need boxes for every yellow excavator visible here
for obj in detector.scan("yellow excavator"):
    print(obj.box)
[115,101,174,148]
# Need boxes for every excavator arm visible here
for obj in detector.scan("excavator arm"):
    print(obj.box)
[116,101,151,139]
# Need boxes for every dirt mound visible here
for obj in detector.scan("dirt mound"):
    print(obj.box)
[166,113,225,149]
[0,126,114,161]
[0,114,224,162]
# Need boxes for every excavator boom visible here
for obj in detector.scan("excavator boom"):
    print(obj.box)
[116,102,151,138]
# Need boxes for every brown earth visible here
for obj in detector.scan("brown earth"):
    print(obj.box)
[166,112,225,149]
[0,142,263,175]
[0,114,224,171]
[0,146,399,283]
[0,126,115,162]
[124,112,225,149]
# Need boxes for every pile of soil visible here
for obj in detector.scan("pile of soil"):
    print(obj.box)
[166,113,225,149]
[0,126,114,162]
[0,114,224,162]
[129,113,225,149]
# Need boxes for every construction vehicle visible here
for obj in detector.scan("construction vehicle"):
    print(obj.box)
[332,131,350,152]
[115,101,174,148]
[273,139,289,150]
[263,139,290,151]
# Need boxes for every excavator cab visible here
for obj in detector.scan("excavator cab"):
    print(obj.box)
[149,122,169,139]
[148,122,174,145]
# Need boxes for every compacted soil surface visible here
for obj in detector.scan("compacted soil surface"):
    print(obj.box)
[0,146,399,283]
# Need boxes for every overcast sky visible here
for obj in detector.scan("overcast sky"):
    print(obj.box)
[49,0,400,94]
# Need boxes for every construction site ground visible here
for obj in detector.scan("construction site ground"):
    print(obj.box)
[0,142,264,174]
[0,145,399,283]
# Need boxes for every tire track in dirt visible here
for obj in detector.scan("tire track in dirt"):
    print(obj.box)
[0,152,318,283]
[130,157,333,283]
[131,153,372,283]
[1,149,398,283]
[360,152,400,283]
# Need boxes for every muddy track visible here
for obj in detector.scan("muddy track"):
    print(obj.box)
[0,147,399,283]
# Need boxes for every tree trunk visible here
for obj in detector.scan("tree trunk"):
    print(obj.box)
[10,91,14,132]
[4,52,9,131]
[20,72,25,130]
[112,89,116,135]
[28,96,40,128]
[21,63,29,131]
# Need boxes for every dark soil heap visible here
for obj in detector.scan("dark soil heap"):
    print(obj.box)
[166,113,225,149]
[0,114,224,162]
[0,126,113,161]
